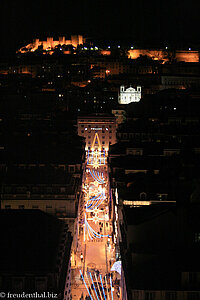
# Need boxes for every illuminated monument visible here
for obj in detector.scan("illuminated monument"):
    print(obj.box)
[118,85,141,104]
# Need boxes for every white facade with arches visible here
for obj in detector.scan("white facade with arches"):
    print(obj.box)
[119,85,141,104]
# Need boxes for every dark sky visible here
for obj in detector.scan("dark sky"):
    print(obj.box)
[1,0,199,54]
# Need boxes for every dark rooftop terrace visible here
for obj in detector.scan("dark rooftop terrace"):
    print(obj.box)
[0,210,66,273]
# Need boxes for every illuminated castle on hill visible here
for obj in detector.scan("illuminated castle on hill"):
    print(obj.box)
[17,35,200,63]
[17,35,85,53]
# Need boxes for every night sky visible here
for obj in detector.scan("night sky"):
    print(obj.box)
[1,0,199,54]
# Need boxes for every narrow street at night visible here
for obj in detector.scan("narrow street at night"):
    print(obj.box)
[71,135,120,300]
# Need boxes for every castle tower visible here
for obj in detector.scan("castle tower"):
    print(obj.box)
[33,39,39,49]
[47,37,54,49]
[59,36,66,45]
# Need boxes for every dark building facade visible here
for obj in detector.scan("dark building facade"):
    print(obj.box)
[0,210,72,299]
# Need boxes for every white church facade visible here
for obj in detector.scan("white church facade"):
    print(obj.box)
[118,85,142,104]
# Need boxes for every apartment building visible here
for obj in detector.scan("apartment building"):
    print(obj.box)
[77,113,117,151]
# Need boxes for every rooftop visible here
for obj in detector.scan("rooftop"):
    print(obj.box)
[123,203,176,226]
[3,166,72,185]
[0,133,84,164]
[0,210,68,273]
[122,204,200,291]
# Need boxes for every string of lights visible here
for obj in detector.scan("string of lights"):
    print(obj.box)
[90,272,100,300]
[94,273,104,300]
[80,270,116,300]
[85,272,97,300]
[90,150,94,165]
[86,192,104,210]
[85,218,102,240]
[87,192,102,203]
[104,275,110,300]
[103,149,106,164]
[89,169,105,184]
[110,275,114,300]
[86,195,104,210]
[97,171,104,180]
[79,269,93,300]
[87,150,90,165]
[84,215,111,240]
[100,274,107,300]
[87,149,106,166]
[97,170,104,181]
[93,169,104,181]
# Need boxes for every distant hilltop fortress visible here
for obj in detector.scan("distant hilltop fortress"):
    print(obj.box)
[17,35,199,63]
[128,49,199,63]
[17,35,86,53]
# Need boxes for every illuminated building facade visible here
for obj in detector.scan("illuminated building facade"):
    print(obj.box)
[119,85,141,104]
[77,114,117,151]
